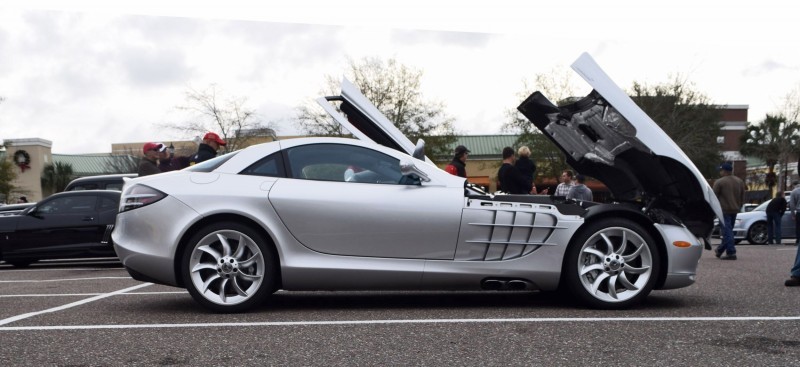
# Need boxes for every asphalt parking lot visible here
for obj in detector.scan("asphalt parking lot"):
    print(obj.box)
[2,242,800,366]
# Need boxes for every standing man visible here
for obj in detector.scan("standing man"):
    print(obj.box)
[496,147,534,195]
[189,132,227,166]
[554,170,574,197]
[785,182,800,286]
[444,145,469,178]
[138,142,164,177]
[766,191,787,245]
[714,162,745,260]
[567,174,593,201]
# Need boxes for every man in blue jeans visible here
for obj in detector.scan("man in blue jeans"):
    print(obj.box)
[786,182,800,286]
[713,162,745,260]
[766,192,787,244]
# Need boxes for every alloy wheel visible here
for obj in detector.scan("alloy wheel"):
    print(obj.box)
[187,229,266,306]
[576,226,653,304]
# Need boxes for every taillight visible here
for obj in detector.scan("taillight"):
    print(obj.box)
[120,185,166,212]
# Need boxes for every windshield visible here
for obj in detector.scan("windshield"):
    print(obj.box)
[754,200,770,212]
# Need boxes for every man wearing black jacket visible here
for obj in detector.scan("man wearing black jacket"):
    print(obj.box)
[766,192,788,245]
[497,147,533,195]
[444,145,469,178]
[189,132,227,166]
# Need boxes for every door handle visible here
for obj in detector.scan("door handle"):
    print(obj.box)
[82,217,95,221]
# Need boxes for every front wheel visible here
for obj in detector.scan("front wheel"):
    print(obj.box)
[563,219,660,309]
[181,222,277,313]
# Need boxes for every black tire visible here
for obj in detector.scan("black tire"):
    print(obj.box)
[181,221,277,313]
[563,218,660,309]
[746,222,768,245]
[8,259,36,268]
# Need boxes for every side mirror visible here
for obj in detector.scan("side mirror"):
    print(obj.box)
[399,159,431,182]
[412,139,426,160]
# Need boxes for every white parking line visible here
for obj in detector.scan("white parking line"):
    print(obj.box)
[0,291,187,298]
[0,267,125,272]
[0,277,133,283]
[0,283,153,326]
[1,316,800,331]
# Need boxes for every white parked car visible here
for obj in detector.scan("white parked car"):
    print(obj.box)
[714,199,796,245]
[112,53,723,312]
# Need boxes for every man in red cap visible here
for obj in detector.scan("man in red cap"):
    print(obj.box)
[139,142,165,176]
[189,132,227,166]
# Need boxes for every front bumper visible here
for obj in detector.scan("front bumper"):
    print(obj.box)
[654,223,703,290]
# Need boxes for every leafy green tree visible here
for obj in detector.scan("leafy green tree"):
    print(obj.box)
[40,162,74,196]
[629,76,723,177]
[0,158,17,204]
[740,114,800,192]
[295,56,458,157]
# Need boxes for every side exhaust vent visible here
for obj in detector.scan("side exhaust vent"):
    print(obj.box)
[481,278,534,291]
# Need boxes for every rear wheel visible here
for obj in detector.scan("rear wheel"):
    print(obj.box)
[563,218,660,309]
[746,221,768,245]
[181,222,277,313]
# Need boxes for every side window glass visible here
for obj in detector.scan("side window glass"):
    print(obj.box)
[240,152,286,177]
[72,184,98,191]
[106,183,124,191]
[285,144,406,185]
[38,196,97,214]
[99,197,118,210]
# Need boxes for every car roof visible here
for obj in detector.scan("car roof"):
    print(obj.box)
[67,173,138,184]
[46,190,122,199]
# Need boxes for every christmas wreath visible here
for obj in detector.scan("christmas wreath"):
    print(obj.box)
[13,150,31,172]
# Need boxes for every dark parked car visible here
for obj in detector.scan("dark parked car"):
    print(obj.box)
[65,173,137,191]
[0,190,121,267]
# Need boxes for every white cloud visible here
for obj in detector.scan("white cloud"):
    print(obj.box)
[1,1,799,153]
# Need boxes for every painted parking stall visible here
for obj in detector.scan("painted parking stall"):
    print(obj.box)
[1,245,800,365]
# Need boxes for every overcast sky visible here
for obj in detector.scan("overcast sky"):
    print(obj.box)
[1,1,799,154]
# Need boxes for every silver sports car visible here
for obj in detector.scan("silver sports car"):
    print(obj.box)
[112,53,723,312]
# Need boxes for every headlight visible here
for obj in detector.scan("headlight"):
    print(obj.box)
[120,185,166,212]
[734,219,742,228]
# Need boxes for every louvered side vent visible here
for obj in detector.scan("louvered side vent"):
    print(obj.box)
[458,199,563,261]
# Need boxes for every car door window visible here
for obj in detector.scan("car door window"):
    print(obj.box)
[240,152,286,177]
[38,196,97,214]
[99,197,118,211]
[285,144,406,185]
[106,182,124,191]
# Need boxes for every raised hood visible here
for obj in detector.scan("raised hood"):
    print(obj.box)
[517,52,724,235]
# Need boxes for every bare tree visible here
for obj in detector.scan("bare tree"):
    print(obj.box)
[103,151,139,174]
[295,56,458,157]
[163,85,276,153]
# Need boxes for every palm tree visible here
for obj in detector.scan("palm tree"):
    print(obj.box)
[40,162,74,196]
[740,114,800,192]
